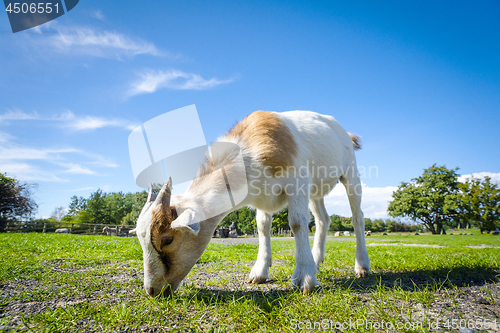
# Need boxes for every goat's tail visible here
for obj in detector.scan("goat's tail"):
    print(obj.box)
[348,133,361,151]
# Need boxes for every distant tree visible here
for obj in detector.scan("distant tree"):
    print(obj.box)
[329,214,353,231]
[68,195,87,215]
[458,176,500,233]
[372,219,387,232]
[388,164,460,234]
[220,206,257,234]
[0,173,37,231]
[364,218,374,232]
[85,189,110,224]
[50,206,67,221]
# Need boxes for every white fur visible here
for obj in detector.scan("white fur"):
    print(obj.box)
[137,110,370,296]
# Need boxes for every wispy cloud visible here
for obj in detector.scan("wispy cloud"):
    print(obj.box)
[46,25,167,59]
[128,69,234,96]
[67,114,138,131]
[0,163,66,182]
[459,172,500,184]
[0,136,117,182]
[91,10,105,20]
[0,109,138,131]
[66,187,94,192]
[60,163,97,175]
[0,131,14,143]
[0,145,78,161]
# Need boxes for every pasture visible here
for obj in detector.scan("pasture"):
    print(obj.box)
[0,232,499,332]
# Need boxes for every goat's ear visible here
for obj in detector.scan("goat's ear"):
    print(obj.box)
[147,183,157,202]
[170,209,200,235]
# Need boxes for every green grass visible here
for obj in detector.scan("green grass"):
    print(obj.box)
[0,232,499,332]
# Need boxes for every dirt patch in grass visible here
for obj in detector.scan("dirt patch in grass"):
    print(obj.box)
[1,259,499,332]
[367,243,444,248]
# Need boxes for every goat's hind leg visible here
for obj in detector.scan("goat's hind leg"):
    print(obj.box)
[310,198,331,270]
[340,170,370,277]
[248,210,272,284]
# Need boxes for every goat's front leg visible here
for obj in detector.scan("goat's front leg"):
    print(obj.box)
[248,210,272,284]
[289,184,319,293]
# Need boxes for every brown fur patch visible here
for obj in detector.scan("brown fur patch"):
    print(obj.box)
[226,111,298,176]
[150,205,178,252]
[348,133,361,150]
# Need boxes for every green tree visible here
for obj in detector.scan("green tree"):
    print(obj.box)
[220,206,257,234]
[372,219,387,232]
[388,164,460,234]
[68,195,86,215]
[329,214,353,231]
[85,189,110,224]
[458,176,500,233]
[0,173,37,231]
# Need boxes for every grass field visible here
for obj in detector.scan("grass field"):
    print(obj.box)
[0,231,499,332]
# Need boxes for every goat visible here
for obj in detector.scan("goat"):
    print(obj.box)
[102,226,117,236]
[118,226,133,236]
[55,228,69,234]
[343,231,351,236]
[334,231,341,237]
[136,110,370,297]
[364,230,372,236]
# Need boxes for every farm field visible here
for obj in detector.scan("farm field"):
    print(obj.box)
[0,232,499,332]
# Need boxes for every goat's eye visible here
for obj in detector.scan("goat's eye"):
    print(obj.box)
[161,236,173,247]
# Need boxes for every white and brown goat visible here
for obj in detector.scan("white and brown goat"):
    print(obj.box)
[136,110,370,296]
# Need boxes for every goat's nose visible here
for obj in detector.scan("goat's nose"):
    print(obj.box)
[146,286,156,297]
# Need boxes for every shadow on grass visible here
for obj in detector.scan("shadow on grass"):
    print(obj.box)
[176,265,499,312]
[326,265,500,293]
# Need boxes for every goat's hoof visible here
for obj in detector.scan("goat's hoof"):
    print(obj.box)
[248,276,267,284]
[291,270,320,294]
[355,267,369,278]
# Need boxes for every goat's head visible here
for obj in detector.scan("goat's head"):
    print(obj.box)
[136,178,205,297]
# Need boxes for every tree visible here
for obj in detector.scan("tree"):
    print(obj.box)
[220,206,257,235]
[387,164,460,234]
[0,173,37,231]
[50,207,68,221]
[458,176,500,233]
[329,214,353,231]
[85,189,110,224]
[68,195,86,215]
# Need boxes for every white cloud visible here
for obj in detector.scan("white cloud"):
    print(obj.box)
[0,136,116,183]
[128,69,234,96]
[67,187,94,192]
[0,131,14,143]
[459,172,500,184]
[0,163,66,182]
[0,109,138,131]
[67,114,137,131]
[47,25,166,58]
[0,145,78,161]
[61,163,96,175]
[0,109,39,121]
[324,182,398,219]
[91,10,105,20]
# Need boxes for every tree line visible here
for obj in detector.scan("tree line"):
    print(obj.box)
[1,164,499,234]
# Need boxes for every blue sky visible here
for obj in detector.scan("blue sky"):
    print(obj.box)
[1,0,499,219]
